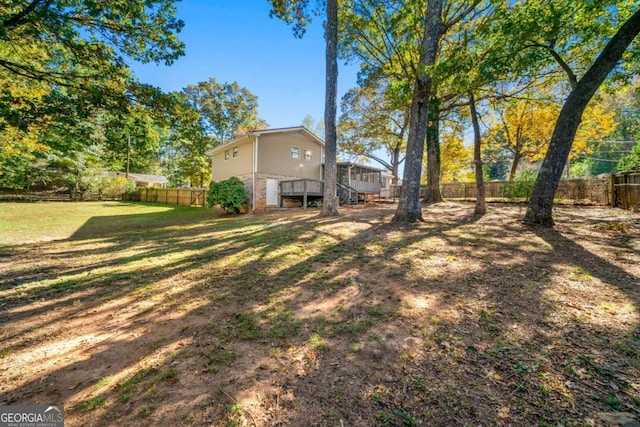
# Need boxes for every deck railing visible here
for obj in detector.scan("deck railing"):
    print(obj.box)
[348,180,381,194]
[280,179,324,196]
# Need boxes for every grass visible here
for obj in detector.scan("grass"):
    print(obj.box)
[80,395,105,413]
[0,201,638,426]
[0,201,210,244]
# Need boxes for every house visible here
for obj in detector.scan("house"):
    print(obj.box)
[208,126,383,211]
[208,126,324,210]
[380,172,397,199]
[335,162,383,204]
[114,172,168,188]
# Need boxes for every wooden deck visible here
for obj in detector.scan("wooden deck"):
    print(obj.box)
[280,177,382,209]
[280,179,323,209]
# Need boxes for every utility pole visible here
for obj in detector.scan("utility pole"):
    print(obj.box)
[126,135,131,179]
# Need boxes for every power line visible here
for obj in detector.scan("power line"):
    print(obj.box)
[585,140,637,144]
[574,157,620,162]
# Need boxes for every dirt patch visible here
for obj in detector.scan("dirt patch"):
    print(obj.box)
[1,202,639,426]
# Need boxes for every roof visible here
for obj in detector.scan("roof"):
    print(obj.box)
[114,172,168,183]
[207,126,324,155]
[336,162,384,172]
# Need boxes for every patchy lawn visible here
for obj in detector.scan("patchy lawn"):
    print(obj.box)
[0,201,639,426]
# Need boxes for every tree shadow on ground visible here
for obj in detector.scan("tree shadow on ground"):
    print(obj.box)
[1,202,638,426]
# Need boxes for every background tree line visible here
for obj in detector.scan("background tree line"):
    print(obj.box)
[0,1,266,193]
[2,0,640,224]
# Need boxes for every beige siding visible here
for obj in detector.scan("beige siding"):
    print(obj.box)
[211,137,254,181]
[257,132,322,180]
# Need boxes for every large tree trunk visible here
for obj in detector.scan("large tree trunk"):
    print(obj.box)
[392,0,444,223]
[525,8,640,226]
[470,92,486,216]
[321,0,339,217]
[424,96,443,203]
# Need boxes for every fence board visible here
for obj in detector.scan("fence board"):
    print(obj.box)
[138,188,206,207]
[439,177,611,205]
[614,172,640,210]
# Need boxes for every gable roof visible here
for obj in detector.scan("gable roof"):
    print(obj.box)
[207,126,324,155]
[113,172,168,183]
[129,173,168,184]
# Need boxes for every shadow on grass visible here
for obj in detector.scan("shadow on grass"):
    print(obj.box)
[0,202,638,426]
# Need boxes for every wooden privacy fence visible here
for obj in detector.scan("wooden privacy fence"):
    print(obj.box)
[439,174,640,209]
[137,188,206,207]
[441,178,611,205]
[613,172,640,210]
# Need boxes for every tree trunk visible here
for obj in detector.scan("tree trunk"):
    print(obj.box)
[321,0,340,217]
[470,92,486,216]
[508,152,521,181]
[392,0,444,223]
[391,146,400,184]
[424,96,443,203]
[525,8,640,226]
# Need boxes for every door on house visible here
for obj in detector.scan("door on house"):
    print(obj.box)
[266,178,278,206]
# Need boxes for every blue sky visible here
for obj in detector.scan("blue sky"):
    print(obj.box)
[130,0,360,129]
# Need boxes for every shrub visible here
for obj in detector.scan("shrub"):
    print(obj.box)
[85,175,136,199]
[617,142,640,173]
[207,177,249,213]
[501,170,537,201]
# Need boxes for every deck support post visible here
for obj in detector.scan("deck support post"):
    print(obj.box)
[303,179,308,209]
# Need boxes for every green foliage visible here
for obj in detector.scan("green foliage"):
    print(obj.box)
[169,79,265,187]
[338,81,407,177]
[0,154,44,190]
[0,1,185,156]
[89,176,136,199]
[617,141,640,172]
[501,171,537,201]
[302,115,325,139]
[483,146,511,181]
[207,177,249,213]
[183,78,265,144]
[268,0,323,38]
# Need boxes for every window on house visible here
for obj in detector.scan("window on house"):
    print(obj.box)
[290,146,300,159]
[304,149,312,161]
[233,147,238,158]
[224,150,230,160]
[381,177,387,187]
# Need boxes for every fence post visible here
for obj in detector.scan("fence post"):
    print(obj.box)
[608,174,615,207]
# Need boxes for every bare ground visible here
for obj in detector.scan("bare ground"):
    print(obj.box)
[1,202,639,426]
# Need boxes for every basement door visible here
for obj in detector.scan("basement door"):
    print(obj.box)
[266,178,278,206]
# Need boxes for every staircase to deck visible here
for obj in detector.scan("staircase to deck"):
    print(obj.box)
[337,182,358,205]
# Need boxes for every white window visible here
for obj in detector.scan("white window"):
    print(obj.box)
[232,147,238,158]
[304,149,312,161]
[290,146,300,159]
[224,150,230,160]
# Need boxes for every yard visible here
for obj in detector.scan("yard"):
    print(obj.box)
[0,201,639,426]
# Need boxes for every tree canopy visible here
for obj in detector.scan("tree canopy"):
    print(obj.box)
[0,1,184,154]
[338,80,408,181]
[617,141,640,172]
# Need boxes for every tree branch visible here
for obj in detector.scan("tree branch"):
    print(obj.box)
[444,0,482,30]
[2,0,51,30]
[522,40,579,89]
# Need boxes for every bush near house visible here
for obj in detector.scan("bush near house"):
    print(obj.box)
[207,177,249,213]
